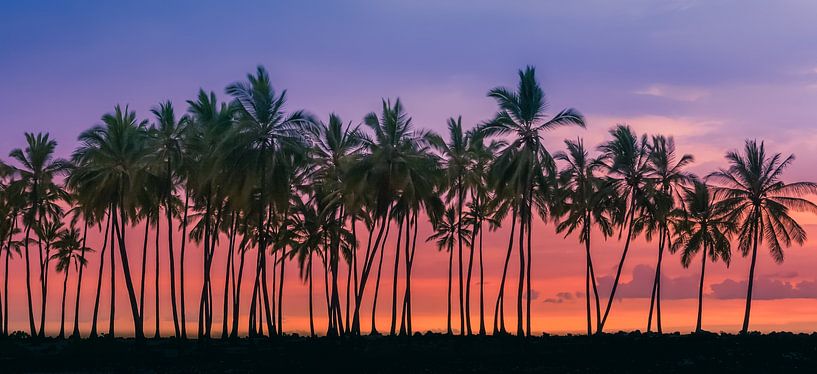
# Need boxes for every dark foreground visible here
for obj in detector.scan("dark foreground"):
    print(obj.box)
[2,332,817,373]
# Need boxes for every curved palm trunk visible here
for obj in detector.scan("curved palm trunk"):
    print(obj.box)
[222,217,237,339]
[369,220,391,335]
[446,241,454,335]
[457,183,465,336]
[696,243,708,333]
[493,210,516,335]
[647,227,666,333]
[4,218,14,336]
[308,251,315,337]
[113,203,145,339]
[741,212,761,334]
[399,212,414,336]
[478,220,486,335]
[109,215,117,338]
[465,215,477,336]
[90,211,112,338]
[23,222,36,336]
[71,219,89,338]
[154,217,161,338]
[584,224,592,336]
[389,218,404,335]
[277,249,286,335]
[179,191,190,339]
[516,209,525,337]
[599,194,637,333]
[58,267,69,338]
[525,203,532,337]
[38,239,49,338]
[139,221,150,323]
[230,242,247,338]
[351,204,391,335]
[165,200,180,338]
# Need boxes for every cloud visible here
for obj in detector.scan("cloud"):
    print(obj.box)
[543,291,574,304]
[634,84,710,102]
[710,278,817,300]
[525,289,541,301]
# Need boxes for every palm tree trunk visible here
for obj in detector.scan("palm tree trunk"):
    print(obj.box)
[370,219,391,335]
[465,213,477,336]
[308,251,315,337]
[277,249,286,335]
[90,210,112,338]
[599,194,637,333]
[109,215,117,338]
[647,226,665,333]
[478,220,486,335]
[584,224,592,336]
[493,209,516,334]
[4,225,12,336]
[139,220,149,322]
[446,241,454,335]
[457,182,465,336]
[23,221,36,336]
[516,208,525,337]
[399,212,413,336]
[525,201,532,337]
[71,219,89,338]
[58,268,69,339]
[165,199,180,338]
[741,212,761,334]
[352,204,391,335]
[389,218,404,335]
[154,216,161,338]
[113,202,145,339]
[38,238,48,338]
[179,191,190,339]
[222,216,237,339]
[696,243,708,333]
[231,241,247,338]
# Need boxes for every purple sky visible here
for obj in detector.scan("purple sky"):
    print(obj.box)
[3,1,817,333]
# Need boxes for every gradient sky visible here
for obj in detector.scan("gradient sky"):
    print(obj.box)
[3,1,817,335]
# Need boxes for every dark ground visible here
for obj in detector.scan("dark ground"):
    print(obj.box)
[2,332,817,373]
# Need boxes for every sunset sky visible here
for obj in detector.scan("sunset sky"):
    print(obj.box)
[3,1,817,335]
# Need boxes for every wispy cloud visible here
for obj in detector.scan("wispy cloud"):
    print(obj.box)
[634,84,710,102]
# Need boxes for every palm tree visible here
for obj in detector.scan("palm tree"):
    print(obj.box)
[462,133,503,335]
[71,105,149,339]
[643,135,693,333]
[305,113,364,336]
[427,207,470,334]
[52,226,92,339]
[347,98,429,335]
[708,140,817,333]
[672,180,733,332]
[553,139,619,335]
[596,125,650,333]
[34,218,64,337]
[429,116,473,335]
[481,66,585,336]
[147,101,187,338]
[9,132,69,336]
[226,65,312,337]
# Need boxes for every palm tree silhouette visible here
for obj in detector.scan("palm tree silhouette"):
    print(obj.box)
[596,125,649,333]
[52,225,92,339]
[643,135,693,333]
[553,138,619,335]
[9,132,69,337]
[481,66,585,336]
[672,180,733,333]
[71,105,149,339]
[709,140,817,333]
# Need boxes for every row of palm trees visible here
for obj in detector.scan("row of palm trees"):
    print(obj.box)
[0,66,814,339]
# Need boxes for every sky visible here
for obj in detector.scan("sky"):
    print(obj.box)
[2,0,817,335]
